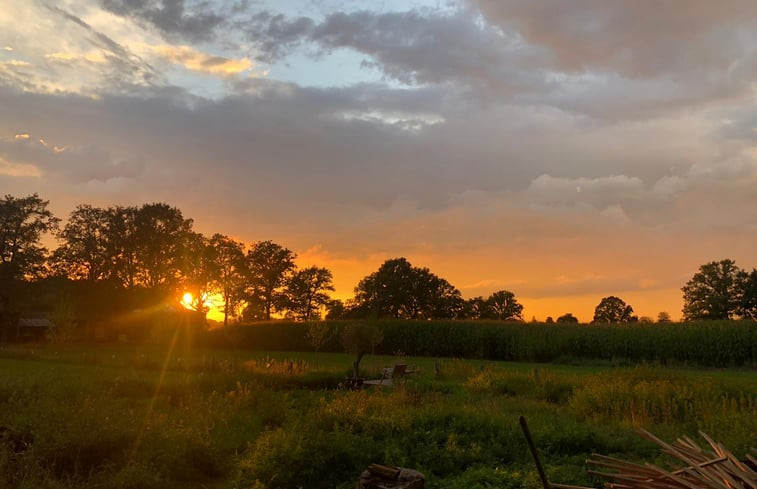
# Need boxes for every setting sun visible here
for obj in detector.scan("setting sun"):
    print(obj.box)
[180,292,194,310]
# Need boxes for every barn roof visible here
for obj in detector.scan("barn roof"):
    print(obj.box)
[18,318,54,328]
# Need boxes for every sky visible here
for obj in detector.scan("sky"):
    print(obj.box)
[1,0,757,321]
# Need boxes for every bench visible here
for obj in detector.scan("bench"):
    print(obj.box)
[363,363,408,387]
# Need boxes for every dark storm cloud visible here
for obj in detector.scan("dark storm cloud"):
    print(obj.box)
[98,0,229,42]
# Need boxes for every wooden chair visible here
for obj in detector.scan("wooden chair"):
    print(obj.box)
[363,363,408,387]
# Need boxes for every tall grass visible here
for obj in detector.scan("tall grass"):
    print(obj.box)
[204,320,757,367]
[1,347,754,489]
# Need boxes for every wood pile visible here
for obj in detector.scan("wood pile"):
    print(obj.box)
[587,430,757,489]
[357,463,425,489]
[519,416,755,489]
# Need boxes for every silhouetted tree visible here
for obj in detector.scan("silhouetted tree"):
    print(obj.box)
[0,194,59,341]
[351,257,462,319]
[285,266,334,320]
[464,297,488,319]
[545,316,554,324]
[738,268,757,320]
[483,290,523,321]
[593,296,636,323]
[341,322,383,379]
[133,203,194,292]
[325,299,346,319]
[52,204,111,282]
[105,206,139,290]
[681,259,743,320]
[638,316,653,324]
[657,311,672,323]
[180,232,218,315]
[209,234,247,326]
[244,240,296,320]
[556,313,579,323]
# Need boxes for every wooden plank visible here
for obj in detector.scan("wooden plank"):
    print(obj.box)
[520,416,552,489]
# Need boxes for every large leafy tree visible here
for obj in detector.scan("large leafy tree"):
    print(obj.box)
[593,296,636,323]
[351,257,463,319]
[104,205,139,290]
[180,232,219,315]
[0,194,59,340]
[0,194,59,282]
[464,296,488,319]
[52,204,111,282]
[483,290,524,321]
[556,313,579,323]
[209,234,247,325]
[133,203,194,291]
[738,268,757,320]
[285,266,334,321]
[244,240,296,320]
[681,259,743,320]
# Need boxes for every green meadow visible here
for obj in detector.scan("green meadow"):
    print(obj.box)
[0,341,755,489]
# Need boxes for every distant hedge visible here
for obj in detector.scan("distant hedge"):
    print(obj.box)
[202,320,757,367]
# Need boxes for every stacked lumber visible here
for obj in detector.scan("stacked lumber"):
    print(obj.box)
[588,430,757,489]
[357,464,425,489]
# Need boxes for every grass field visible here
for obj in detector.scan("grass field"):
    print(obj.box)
[0,343,755,489]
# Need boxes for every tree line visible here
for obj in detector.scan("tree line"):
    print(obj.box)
[0,194,527,329]
[1,194,756,339]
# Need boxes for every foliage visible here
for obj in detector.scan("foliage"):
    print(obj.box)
[243,240,296,321]
[464,296,488,319]
[593,296,636,323]
[53,203,195,297]
[50,295,77,343]
[0,193,59,342]
[341,322,384,378]
[483,290,524,321]
[682,259,744,320]
[0,345,755,488]
[0,193,59,282]
[556,313,579,324]
[208,233,246,325]
[51,204,111,282]
[285,266,334,320]
[206,319,757,367]
[737,268,757,320]
[325,299,347,319]
[180,232,218,314]
[657,311,672,323]
[132,203,194,291]
[306,321,334,352]
[350,257,464,319]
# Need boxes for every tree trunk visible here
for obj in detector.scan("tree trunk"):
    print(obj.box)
[223,290,229,326]
[353,352,365,379]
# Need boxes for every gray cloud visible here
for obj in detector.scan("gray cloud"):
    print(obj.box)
[471,0,757,113]
[98,0,228,42]
[243,12,315,63]
[45,5,161,90]
[235,4,757,119]
[472,0,757,78]
[243,8,550,96]
[0,134,144,183]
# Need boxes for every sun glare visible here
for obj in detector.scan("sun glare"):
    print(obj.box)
[181,292,194,310]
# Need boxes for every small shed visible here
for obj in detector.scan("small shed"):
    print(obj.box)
[17,317,55,341]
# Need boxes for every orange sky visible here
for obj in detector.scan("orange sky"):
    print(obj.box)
[3,1,757,324]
